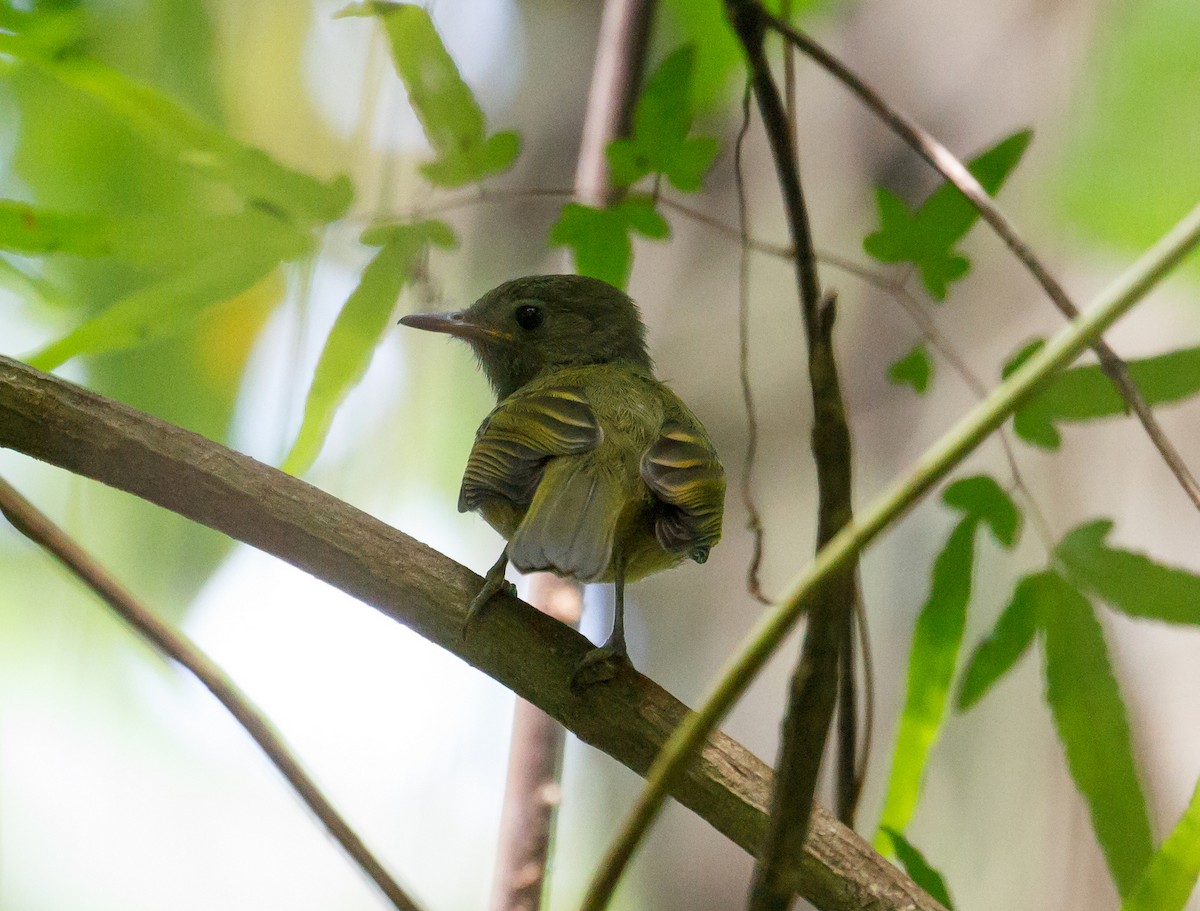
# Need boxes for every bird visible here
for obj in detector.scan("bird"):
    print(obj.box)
[400,274,725,686]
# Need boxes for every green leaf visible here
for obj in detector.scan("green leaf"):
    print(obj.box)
[1038,570,1154,896]
[888,343,932,394]
[880,828,956,910]
[864,130,1033,299]
[1058,519,1200,624]
[0,200,295,267]
[282,220,456,474]
[1122,774,1200,911]
[1002,337,1046,380]
[942,474,1021,547]
[957,575,1039,710]
[549,196,669,289]
[25,210,309,370]
[342,2,520,188]
[606,45,719,192]
[1014,345,1200,449]
[876,474,1020,842]
[875,516,977,841]
[6,51,352,224]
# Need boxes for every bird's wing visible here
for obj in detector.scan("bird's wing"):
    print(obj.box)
[640,419,725,563]
[458,386,603,513]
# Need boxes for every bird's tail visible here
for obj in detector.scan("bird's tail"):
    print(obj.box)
[507,459,620,583]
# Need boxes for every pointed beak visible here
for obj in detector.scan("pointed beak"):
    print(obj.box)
[398,310,512,345]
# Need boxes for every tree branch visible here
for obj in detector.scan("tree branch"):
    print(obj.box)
[0,475,421,911]
[721,2,860,907]
[0,353,944,911]
[760,8,1200,514]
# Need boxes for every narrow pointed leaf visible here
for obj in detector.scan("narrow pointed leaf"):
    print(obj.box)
[1038,570,1154,896]
[957,575,1039,711]
[26,213,309,369]
[7,52,351,224]
[0,201,296,267]
[888,343,932,394]
[875,515,977,841]
[1122,774,1200,911]
[282,220,456,474]
[1014,346,1200,449]
[1058,520,1200,624]
[342,2,520,187]
[880,828,956,910]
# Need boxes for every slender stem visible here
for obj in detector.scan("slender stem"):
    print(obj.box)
[488,575,579,911]
[761,8,1200,513]
[577,200,1200,911]
[733,80,772,607]
[720,3,861,906]
[0,476,421,911]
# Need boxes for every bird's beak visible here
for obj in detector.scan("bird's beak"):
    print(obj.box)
[398,310,513,345]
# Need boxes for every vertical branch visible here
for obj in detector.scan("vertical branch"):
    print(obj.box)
[488,574,580,911]
[724,0,860,907]
[489,4,657,911]
[0,477,422,911]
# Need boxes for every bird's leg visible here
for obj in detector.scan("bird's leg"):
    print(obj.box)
[570,551,631,691]
[463,548,515,638]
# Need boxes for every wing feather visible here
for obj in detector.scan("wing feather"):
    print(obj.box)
[458,387,602,513]
[640,419,725,562]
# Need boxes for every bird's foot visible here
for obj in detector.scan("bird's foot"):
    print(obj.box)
[462,577,517,639]
[570,645,632,692]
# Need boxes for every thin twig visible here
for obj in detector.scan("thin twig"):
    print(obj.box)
[0,476,421,911]
[761,8,1200,513]
[717,3,861,907]
[733,79,772,607]
[574,197,1200,911]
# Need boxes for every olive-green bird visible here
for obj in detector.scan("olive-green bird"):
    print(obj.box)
[400,275,725,683]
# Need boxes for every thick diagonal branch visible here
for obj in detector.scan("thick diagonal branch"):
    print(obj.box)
[0,353,943,911]
[760,8,1200,513]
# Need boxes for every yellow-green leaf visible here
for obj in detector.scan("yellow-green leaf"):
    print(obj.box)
[342,2,520,188]
[1122,774,1200,911]
[25,211,309,369]
[6,49,351,224]
[282,220,456,474]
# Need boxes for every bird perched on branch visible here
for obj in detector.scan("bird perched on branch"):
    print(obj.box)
[400,274,725,687]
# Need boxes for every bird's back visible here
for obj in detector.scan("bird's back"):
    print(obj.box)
[462,364,722,585]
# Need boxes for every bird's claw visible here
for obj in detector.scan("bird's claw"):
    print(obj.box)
[462,578,517,639]
[570,645,631,692]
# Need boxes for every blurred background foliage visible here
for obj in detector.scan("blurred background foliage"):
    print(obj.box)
[1,1,1199,910]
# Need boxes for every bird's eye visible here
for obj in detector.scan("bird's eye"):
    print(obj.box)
[514,305,544,331]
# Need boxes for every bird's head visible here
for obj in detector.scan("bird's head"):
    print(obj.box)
[400,274,653,399]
